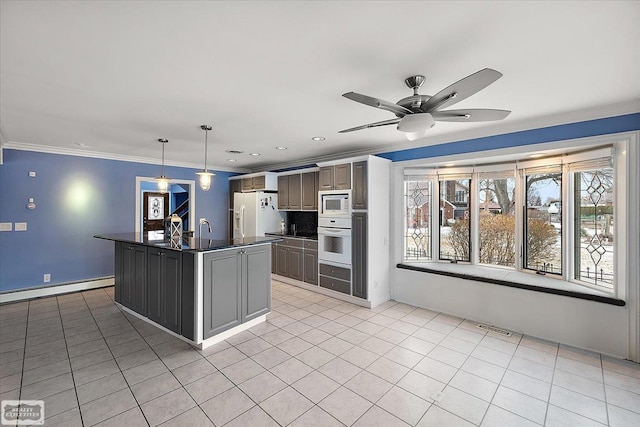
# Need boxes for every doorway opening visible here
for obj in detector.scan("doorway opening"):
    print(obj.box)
[135,177,196,238]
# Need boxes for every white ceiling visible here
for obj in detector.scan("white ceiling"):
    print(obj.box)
[1,1,639,172]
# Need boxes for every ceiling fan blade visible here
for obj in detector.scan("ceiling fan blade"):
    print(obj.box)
[342,92,412,117]
[420,68,503,112]
[431,109,511,122]
[338,118,401,133]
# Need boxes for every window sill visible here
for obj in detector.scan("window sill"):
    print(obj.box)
[396,262,625,306]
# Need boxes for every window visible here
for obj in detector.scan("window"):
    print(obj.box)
[404,178,432,261]
[571,160,615,289]
[478,173,516,268]
[402,145,622,295]
[439,177,470,262]
[524,167,562,275]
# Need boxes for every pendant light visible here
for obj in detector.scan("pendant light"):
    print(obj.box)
[156,138,170,193]
[196,125,215,191]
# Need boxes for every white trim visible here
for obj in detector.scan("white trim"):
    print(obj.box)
[196,252,203,343]
[135,176,196,234]
[118,303,266,349]
[0,278,114,304]
[2,141,247,173]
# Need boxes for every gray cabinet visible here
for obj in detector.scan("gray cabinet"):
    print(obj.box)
[352,212,367,299]
[319,163,351,190]
[242,175,267,192]
[277,174,303,210]
[302,171,319,211]
[334,163,351,190]
[203,245,271,339]
[288,174,302,210]
[289,247,304,281]
[277,175,289,209]
[271,243,277,273]
[116,242,147,316]
[319,262,351,295]
[147,248,182,333]
[352,161,367,210]
[203,249,242,338]
[303,250,318,285]
[276,245,289,276]
[319,166,334,191]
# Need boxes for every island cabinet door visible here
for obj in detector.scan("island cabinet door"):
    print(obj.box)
[203,250,242,340]
[147,249,182,334]
[119,243,147,316]
[242,245,271,323]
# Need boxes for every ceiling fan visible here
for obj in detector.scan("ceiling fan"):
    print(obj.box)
[339,68,510,137]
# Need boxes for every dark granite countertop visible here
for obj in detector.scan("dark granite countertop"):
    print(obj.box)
[95,233,282,252]
[265,232,318,241]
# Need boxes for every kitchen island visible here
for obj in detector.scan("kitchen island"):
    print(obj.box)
[95,233,281,349]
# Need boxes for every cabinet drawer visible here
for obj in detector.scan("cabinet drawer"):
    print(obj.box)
[281,237,303,248]
[319,263,350,281]
[319,275,350,295]
[303,240,318,250]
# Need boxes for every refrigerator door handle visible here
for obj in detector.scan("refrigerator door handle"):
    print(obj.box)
[241,205,245,238]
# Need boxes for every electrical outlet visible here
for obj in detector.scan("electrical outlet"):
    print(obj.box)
[0,223,12,232]
[44,274,51,283]
[15,222,27,231]
[29,171,37,177]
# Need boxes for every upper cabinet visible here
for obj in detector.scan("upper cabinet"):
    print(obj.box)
[229,173,277,201]
[278,171,317,211]
[319,163,351,190]
[301,171,319,211]
[318,166,334,190]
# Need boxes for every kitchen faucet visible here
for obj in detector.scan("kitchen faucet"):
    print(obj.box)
[199,219,212,238]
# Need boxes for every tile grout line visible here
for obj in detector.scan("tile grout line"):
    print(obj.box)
[80,289,153,426]
[600,352,611,427]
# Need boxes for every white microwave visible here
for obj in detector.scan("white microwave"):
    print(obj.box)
[319,190,351,218]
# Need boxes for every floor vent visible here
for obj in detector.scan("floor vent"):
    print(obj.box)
[477,323,512,337]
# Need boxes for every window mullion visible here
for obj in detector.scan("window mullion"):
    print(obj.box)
[470,174,479,265]
[562,164,571,282]
[515,170,525,272]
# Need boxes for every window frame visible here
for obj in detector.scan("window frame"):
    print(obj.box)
[401,144,625,298]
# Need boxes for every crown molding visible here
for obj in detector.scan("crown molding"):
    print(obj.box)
[2,141,249,173]
[255,100,640,172]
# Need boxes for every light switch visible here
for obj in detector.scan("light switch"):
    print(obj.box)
[15,222,27,231]
[0,223,12,232]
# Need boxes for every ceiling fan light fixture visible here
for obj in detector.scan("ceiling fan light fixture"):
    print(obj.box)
[397,113,435,133]
[197,125,215,191]
[155,138,170,193]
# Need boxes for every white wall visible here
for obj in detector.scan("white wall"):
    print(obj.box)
[388,132,639,361]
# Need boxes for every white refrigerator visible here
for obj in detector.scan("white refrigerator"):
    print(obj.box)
[233,192,284,238]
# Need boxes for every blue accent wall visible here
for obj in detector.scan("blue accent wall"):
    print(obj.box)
[0,150,232,292]
[378,113,640,162]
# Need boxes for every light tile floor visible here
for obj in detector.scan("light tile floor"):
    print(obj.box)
[1,280,639,426]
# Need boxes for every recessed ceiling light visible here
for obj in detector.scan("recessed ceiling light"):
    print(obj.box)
[225,149,244,154]
[275,146,287,150]
[249,153,261,156]
[227,159,237,162]
[311,137,325,141]
[528,153,545,158]
[444,163,455,167]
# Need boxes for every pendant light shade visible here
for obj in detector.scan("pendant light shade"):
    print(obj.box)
[197,125,215,191]
[156,138,170,193]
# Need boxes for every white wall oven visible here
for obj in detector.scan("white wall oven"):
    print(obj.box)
[318,217,351,265]
[319,190,351,218]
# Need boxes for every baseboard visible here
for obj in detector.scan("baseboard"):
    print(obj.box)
[0,277,115,304]
[271,274,372,308]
